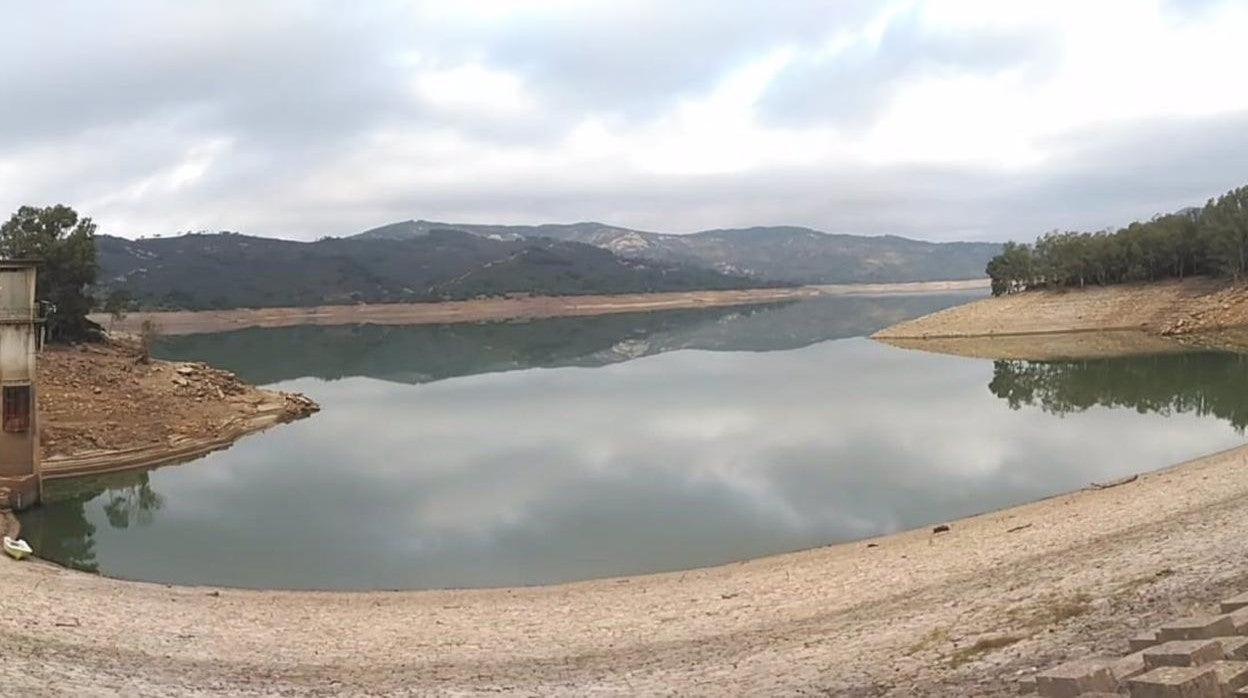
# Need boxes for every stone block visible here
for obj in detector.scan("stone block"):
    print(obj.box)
[1218,637,1248,661]
[1127,666,1218,698]
[1222,592,1248,614]
[1159,616,1238,642]
[1131,630,1162,652]
[1035,657,1117,697]
[1210,660,1248,696]
[1144,640,1226,669]
[1112,649,1151,682]
[1219,608,1248,635]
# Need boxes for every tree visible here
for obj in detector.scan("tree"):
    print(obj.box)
[103,288,131,332]
[0,205,100,342]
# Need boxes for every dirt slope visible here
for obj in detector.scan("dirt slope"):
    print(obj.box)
[38,340,318,477]
[873,278,1248,340]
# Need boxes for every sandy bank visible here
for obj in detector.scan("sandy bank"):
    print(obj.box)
[873,277,1248,341]
[1,436,1246,695]
[37,340,318,480]
[94,287,821,336]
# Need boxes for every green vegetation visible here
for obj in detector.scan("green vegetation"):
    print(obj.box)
[0,205,100,341]
[986,184,1248,295]
[95,229,781,310]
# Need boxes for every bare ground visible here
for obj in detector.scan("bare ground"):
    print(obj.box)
[1,440,1247,695]
[38,340,318,478]
[873,277,1248,340]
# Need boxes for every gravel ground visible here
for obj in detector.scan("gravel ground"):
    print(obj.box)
[3,442,1248,696]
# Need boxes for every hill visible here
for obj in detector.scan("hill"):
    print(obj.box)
[95,229,774,310]
[352,220,1000,284]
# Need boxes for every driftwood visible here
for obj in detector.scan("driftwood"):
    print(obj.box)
[1007,523,1033,533]
[1090,474,1139,490]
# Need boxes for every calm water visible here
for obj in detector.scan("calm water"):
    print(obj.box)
[20,293,1248,590]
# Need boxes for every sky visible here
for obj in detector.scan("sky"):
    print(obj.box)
[3,0,1248,242]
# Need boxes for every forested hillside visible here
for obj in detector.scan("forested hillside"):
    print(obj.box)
[95,229,773,310]
[987,184,1248,295]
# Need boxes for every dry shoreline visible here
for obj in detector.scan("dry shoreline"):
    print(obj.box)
[92,279,987,336]
[3,440,1248,695]
[97,287,821,336]
[873,277,1248,341]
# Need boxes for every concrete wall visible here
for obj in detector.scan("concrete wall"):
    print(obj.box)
[0,266,39,509]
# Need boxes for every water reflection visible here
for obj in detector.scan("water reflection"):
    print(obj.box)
[19,295,1248,590]
[990,353,1248,431]
[22,471,164,574]
[154,293,981,385]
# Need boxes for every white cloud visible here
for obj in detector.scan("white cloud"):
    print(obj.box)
[1,0,1247,241]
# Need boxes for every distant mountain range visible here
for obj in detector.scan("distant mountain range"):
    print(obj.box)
[354,220,1001,285]
[94,220,1000,310]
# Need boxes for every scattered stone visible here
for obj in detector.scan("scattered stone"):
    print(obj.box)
[932,524,950,534]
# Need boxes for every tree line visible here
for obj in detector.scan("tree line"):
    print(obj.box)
[987,184,1248,296]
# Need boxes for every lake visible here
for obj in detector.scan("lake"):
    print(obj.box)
[20,293,1248,590]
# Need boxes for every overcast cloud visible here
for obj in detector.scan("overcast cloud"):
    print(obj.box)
[2,0,1247,242]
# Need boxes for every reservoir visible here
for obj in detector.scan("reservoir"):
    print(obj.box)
[20,292,1248,590]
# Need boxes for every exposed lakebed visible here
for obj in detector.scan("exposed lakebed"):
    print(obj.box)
[20,292,1248,590]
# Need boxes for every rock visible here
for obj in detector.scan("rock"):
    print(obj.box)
[175,366,195,376]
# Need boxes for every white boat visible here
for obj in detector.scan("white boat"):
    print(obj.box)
[3,536,31,560]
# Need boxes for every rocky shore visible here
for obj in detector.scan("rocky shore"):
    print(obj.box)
[37,339,319,479]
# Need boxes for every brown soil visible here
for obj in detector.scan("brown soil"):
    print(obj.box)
[37,339,318,478]
[94,287,823,336]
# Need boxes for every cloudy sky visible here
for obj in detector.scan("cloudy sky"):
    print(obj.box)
[3,0,1247,242]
